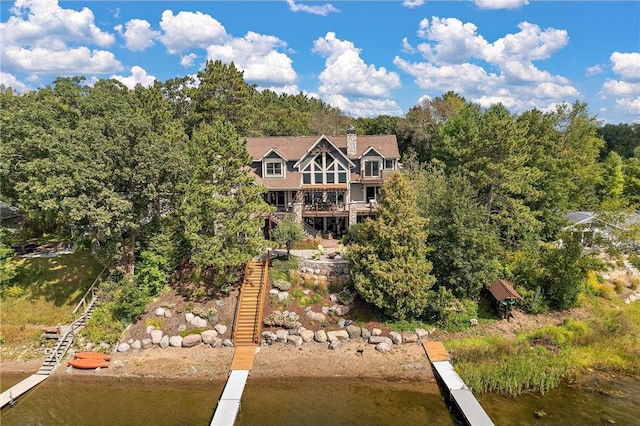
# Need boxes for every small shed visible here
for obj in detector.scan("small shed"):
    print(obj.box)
[488,280,524,320]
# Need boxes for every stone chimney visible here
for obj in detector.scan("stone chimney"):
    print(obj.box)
[346,125,357,157]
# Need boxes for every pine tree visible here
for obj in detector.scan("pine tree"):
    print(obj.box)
[347,172,436,320]
[180,122,270,290]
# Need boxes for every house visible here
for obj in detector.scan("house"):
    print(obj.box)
[246,126,400,238]
[562,210,640,250]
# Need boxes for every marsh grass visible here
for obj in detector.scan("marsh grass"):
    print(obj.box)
[446,298,640,396]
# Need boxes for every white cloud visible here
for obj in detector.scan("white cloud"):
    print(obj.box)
[1,0,115,48]
[416,17,489,64]
[402,0,425,9]
[313,32,401,99]
[111,66,156,89]
[256,84,300,96]
[206,31,297,85]
[2,45,123,74]
[0,72,31,93]
[397,17,578,117]
[610,52,640,82]
[159,10,228,54]
[116,19,160,52]
[180,53,197,68]
[473,0,529,10]
[286,0,339,16]
[586,65,603,76]
[598,52,640,120]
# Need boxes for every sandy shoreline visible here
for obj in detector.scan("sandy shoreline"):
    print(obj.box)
[1,341,437,383]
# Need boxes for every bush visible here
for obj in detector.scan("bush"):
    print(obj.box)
[112,278,149,323]
[273,279,291,291]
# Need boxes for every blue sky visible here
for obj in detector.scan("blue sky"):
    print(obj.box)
[1,0,639,124]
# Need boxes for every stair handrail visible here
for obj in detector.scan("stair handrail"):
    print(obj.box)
[252,251,270,344]
[73,266,107,317]
[44,296,97,366]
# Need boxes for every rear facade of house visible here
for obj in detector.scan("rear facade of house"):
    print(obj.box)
[246,127,400,238]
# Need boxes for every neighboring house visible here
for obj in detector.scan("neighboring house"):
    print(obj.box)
[562,210,640,250]
[0,201,23,229]
[246,126,400,238]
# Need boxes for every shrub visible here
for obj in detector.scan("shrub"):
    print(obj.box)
[273,279,292,291]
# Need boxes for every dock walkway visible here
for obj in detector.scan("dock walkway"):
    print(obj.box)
[423,341,494,426]
[210,257,268,426]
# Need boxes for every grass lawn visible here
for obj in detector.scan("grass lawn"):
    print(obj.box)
[1,250,104,349]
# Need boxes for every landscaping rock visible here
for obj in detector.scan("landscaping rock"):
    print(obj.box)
[402,333,418,343]
[314,330,328,343]
[328,339,341,350]
[141,338,153,349]
[327,330,349,341]
[375,342,392,353]
[388,331,402,345]
[169,335,183,347]
[154,307,165,316]
[117,342,130,352]
[211,338,223,347]
[371,328,382,336]
[415,328,429,340]
[150,329,163,344]
[306,310,326,322]
[287,335,303,347]
[159,335,169,348]
[222,339,234,347]
[215,324,228,335]
[276,329,289,343]
[185,313,194,322]
[345,324,362,339]
[130,339,142,350]
[201,330,218,344]
[182,334,202,347]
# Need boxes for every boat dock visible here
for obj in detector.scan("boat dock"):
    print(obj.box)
[423,341,495,426]
[210,257,268,426]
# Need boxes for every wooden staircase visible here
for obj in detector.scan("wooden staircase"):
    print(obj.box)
[232,258,269,347]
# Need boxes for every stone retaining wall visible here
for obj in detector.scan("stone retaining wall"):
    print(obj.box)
[296,256,349,290]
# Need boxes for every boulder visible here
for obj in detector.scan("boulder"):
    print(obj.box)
[185,313,195,322]
[215,324,228,335]
[222,339,234,347]
[146,325,155,334]
[327,330,349,341]
[300,329,315,342]
[201,330,218,344]
[154,307,165,317]
[276,329,289,343]
[371,328,382,336]
[117,342,130,352]
[345,324,362,339]
[211,338,223,347]
[182,334,202,348]
[159,335,169,348]
[369,335,393,346]
[328,339,341,350]
[375,342,392,353]
[306,310,327,322]
[388,331,402,345]
[164,310,172,318]
[401,333,418,343]
[415,328,429,340]
[314,329,328,343]
[150,329,163,344]
[130,339,142,350]
[169,335,183,347]
[141,338,153,349]
[287,335,303,347]
[361,328,371,340]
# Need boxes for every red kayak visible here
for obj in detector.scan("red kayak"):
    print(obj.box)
[74,352,111,361]
[68,358,109,369]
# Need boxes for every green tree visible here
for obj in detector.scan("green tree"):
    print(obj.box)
[180,122,271,290]
[347,172,436,320]
[272,214,304,259]
[600,151,626,201]
[405,160,501,300]
[188,60,258,136]
[624,147,640,205]
[540,232,592,310]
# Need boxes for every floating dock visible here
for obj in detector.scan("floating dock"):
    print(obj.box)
[210,369,250,426]
[423,341,494,426]
[0,374,48,408]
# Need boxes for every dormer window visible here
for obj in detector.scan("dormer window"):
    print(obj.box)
[364,160,380,178]
[265,160,284,177]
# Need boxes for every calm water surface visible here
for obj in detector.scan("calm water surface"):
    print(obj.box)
[1,372,639,426]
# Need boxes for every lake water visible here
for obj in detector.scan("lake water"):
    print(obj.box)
[1,372,639,425]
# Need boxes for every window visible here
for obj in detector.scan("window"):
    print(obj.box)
[265,161,283,177]
[384,159,395,170]
[364,160,380,178]
[300,151,349,185]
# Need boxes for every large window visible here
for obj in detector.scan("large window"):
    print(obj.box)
[364,160,380,178]
[301,152,348,185]
[265,161,283,177]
